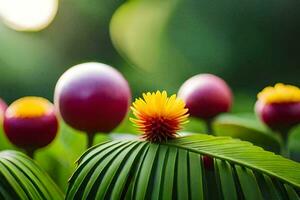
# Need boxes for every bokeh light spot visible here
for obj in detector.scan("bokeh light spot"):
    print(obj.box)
[0,0,58,31]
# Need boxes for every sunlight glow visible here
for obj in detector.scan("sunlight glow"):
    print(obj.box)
[0,0,58,31]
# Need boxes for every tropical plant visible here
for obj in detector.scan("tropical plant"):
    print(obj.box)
[66,134,300,200]
[213,113,281,153]
[0,150,63,200]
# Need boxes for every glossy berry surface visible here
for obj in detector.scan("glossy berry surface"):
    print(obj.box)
[255,101,300,132]
[54,62,131,133]
[3,97,58,150]
[178,74,232,119]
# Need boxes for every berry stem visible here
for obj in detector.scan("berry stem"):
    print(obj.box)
[279,129,290,158]
[205,119,214,135]
[25,149,35,159]
[280,143,289,158]
[87,133,95,149]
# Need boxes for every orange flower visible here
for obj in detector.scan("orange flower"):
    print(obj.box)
[130,91,189,142]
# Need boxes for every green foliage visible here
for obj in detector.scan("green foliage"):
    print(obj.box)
[0,114,299,192]
[33,124,114,192]
[288,126,300,162]
[66,134,300,199]
[110,0,300,91]
[0,116,139,192]
[213,113,300,162]
[0,150,63,200]
[0,122,111,191]
[214,113,281,153]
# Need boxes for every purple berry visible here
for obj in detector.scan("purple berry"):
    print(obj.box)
[54,62,131,134]
[178,74,232,120]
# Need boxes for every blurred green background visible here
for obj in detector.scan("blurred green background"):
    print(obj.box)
[1,0,300,110]
[1,0,300,192]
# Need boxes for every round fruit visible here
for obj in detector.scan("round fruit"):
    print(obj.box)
[256,101,300,133]
[3,97,58,151]
[54,62,131,133]
[256,83,300,134]
[178,74,232,119]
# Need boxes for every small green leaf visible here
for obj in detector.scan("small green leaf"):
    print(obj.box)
[177,149,189,200]
[214,113,281,153]
[110,142,147,199]
[134,143,159,200]
[161,147,177,200]
[0,151,63,200]
[189,152,203,200]
[151,145,168,200]
[95,141,140,199]
[235,166,263,200]
[284,184,300,200]
[288,126,300,162]
[216,160,237,200]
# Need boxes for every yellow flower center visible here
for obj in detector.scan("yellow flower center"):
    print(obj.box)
[6,97,53,118]
[130,90,189,142]
[258,83,300,104]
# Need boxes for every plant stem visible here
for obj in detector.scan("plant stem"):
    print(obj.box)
[280,142,289,158]
[279,129,290,158]
[25,149,35,159]
[87,133,95,149]
[205,119,214,135]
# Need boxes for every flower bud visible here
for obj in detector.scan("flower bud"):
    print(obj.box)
[3,97,58,152]
[54,62,131,134]
[255,83,300,133]
[178,74,232,120]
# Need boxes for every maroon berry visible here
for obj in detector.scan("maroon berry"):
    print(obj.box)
[54,62,131,134]
[256,83,300,133]
[202,155,214,170]
[255,100,300,133]
[256,102,300,130]
[178,74,232,120]
[3,97,58,154]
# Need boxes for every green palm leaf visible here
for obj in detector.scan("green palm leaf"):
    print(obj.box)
[0,150,64,200]
[66,134,300,200]
[214,113,281,153]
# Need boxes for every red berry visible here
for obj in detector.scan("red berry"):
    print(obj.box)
[256,83,300,133]
[178,74,232,119]
[255,101,300,132]
[3,97,58,151]
[202,155,214,170]
[54,62,131,133]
